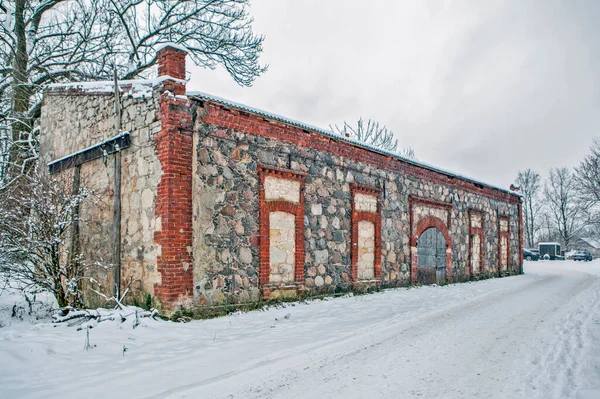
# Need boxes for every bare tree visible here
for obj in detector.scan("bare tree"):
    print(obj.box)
[330,118,417,159]
[331,118,392,152]
[399,146,417,161]
[544,167,585,251]
[536,209,560,244]
[515,169,542,248]
[575,138,600,225]
[0,172,103,307]
[0,0,267,186]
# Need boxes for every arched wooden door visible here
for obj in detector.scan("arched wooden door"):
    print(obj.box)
[417,227,447,284]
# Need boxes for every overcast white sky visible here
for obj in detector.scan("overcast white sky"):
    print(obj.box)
[187,0,600,189]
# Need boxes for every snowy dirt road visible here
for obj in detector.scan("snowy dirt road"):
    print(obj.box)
[1,261,600,399]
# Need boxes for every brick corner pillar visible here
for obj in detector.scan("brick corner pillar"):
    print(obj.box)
[518,198,524,274]
[153,43,194,309]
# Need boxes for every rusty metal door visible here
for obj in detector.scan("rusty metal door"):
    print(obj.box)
[417,227,447,285]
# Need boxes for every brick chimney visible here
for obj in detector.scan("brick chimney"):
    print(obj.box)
[156,43,188,95]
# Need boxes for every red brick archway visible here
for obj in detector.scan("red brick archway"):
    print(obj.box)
[410,216,452,284]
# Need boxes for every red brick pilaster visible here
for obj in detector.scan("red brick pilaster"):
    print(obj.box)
[258,166,306,298]
[518,200,524,273]
[153,46,193,308]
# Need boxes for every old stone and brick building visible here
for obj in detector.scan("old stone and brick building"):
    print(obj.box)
[40,45,523,311]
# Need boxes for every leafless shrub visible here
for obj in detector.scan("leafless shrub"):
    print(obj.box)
[0,172,105,307]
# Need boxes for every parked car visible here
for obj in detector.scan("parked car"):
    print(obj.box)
[572,250,593,261]
[523,249,539,261]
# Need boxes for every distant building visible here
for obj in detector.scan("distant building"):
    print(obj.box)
[39,45,523,312]
[573,237,600,258]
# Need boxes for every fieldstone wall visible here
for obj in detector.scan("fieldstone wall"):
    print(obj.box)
[191,103,522,304]
[413,204,449,231]
[39,85,162,305]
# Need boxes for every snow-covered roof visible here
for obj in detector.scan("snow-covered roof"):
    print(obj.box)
[189,90,520,198]
[579,237,600,249]
[155,42,189,54]
[47,75,187,98]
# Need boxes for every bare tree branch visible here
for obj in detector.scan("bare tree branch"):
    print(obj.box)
[0,0,267,186]
[330,117,417,159]
[544,167,586,251]
[575,138,600,227]
[515,169,543,248]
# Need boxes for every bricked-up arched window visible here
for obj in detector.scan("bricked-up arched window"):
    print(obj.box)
[469,209,484,277]
[258,166,306,298]
[408,196,453,284]
[498,216,510,275]
[351,185,381,282]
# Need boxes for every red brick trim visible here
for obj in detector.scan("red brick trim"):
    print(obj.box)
[198,101,520,205]
[498,215,510,276]
[350,185,382,283]
[414,216,452,246]
[258,166,306,298]
[410,216,453,284]
[468,209,485,278]
[257,165,307,181]
[518,200,524,273]
[153,92,193,307]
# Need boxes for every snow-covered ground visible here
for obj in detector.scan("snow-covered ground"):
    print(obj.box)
[1,260,599,399]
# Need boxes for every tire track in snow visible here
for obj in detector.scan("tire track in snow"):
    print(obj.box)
[166,272,560,398]
[525,272,600,399]
[207,270,595,399]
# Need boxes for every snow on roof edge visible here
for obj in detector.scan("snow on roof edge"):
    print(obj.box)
[155,42,189,54]
[188,90,519,198]
[47,75,187,92]
[579,237,600,249]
